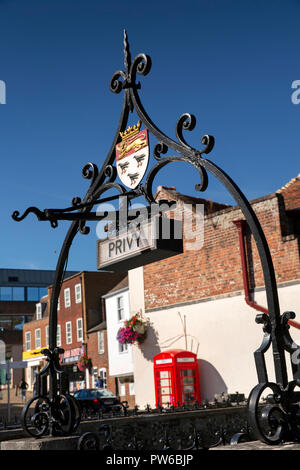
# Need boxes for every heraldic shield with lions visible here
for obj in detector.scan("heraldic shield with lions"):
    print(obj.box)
[116,120,150,189]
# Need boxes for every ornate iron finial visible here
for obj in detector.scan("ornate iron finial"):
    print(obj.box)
[123,29,131,74]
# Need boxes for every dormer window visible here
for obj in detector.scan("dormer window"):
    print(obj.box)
[36,303,42,320]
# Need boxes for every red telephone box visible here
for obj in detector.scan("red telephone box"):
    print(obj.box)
[153,349,201,407]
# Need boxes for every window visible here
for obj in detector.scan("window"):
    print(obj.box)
[76,318,83,342]
[27,287,39,301]
[57,298,60,311]
[75,284,82,304]
[64,288,71,308]
[25,331,31,351]
[129,382,135,396]
[36,303,42,320]
[92,367,98,388]
[66,321,72,344]
[117,296,124,321]
[35,329,41,349]
[99,368,107,389]
[98,330,105,354]
[119,341,128,354]
[39,288,48,298]
[12,287,25,301]
[0,316,31,332]
[119,382,126,396]
[0,286,25,301]
[45,325,49,346]
[0,287,12,300]
[57,325,61,347]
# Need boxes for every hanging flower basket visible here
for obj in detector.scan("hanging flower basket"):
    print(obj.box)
[117,312,147,346]
[77,354,92,372]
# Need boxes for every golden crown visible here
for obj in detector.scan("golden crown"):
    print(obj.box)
[120,120,141,140]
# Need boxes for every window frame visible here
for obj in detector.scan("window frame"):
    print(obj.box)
[117,295,124,322]
[75,283,82,304]
[35,328,41,349]
[119,382,126,397]
[66,321,72,345]
[99,368,107,389]
[45,325,49,346]
[36,303,42,320]
[64,288,71,308]
[76,318,83,342]
[118,341,128,354]
[25,331,31,351]
[98,330,105,354]
[57,324,61,347]
[129,382,135,396]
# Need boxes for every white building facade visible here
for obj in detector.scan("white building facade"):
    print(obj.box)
[104,286,135,402]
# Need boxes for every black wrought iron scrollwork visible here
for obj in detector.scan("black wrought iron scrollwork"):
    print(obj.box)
[12,30,300,443]
[247,382,289,444]
[21,347,80,437]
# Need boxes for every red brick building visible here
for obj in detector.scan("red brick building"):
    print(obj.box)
[23,271,126,392]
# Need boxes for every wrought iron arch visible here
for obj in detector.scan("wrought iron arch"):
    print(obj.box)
[12,30,300,443]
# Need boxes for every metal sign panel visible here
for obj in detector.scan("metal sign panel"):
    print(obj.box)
[0,361,27,369]
[97,217,183,272]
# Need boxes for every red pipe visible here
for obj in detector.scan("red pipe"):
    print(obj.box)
[233,220,300,330]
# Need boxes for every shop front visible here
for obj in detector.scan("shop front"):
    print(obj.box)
[61,346,86,392]
[22,348,46,390]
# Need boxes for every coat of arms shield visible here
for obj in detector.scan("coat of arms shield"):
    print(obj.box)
[116,121,149,189]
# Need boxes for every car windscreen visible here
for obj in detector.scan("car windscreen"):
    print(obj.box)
[96,390,115,398]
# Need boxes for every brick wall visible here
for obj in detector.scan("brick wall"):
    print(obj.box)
[276,174,300,210]
[87,327,136,406]
[143,181,300,311]
[48,273,84,350]
[86,328,114,390]
[23,316,49,351]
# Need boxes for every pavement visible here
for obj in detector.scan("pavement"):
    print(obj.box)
[0,386,34,424]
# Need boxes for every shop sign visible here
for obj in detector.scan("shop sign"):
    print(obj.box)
[97,217,183,272]
[62,347,83,364]
[22,348,44,360]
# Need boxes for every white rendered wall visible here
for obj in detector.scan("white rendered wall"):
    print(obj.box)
[129,269,300,407]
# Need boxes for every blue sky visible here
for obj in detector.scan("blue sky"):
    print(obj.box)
[0,0,299,272]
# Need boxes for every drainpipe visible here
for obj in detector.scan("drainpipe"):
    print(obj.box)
[233,220,300,330]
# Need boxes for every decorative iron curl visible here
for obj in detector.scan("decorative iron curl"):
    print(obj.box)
[104,164,117,183]
[143,153,208,204]
[281,311,300,386]
[176,113,215,155]
[12,207,46,222]
[247,382,290,444]
[72,196,82,207]
[12,207,58,228]
[176,113,196,149]
[130,53,152,84]
[82,162,99,185]
[110,70,127,94]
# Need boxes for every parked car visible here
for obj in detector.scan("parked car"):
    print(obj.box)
[72,388,122,413]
